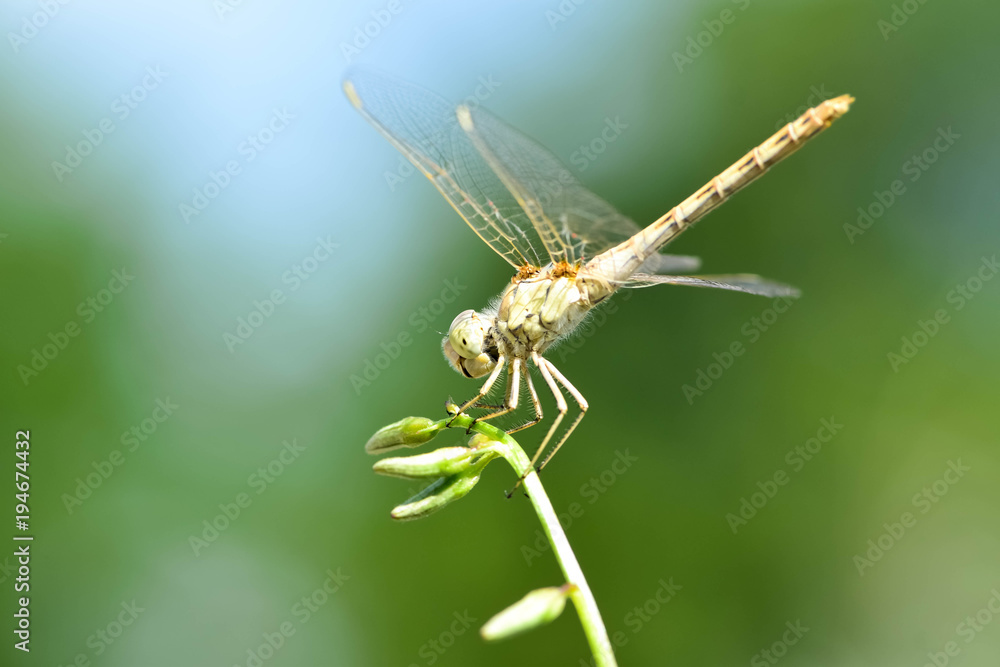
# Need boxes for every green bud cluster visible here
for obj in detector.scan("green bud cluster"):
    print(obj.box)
[364,417,444,454]
[366,417,502,521]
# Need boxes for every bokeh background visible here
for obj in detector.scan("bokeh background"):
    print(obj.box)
[2,1,998,665]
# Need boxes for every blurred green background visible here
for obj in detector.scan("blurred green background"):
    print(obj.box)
[1,1,998,665]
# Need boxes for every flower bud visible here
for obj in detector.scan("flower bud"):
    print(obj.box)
[480,585,574,641]
[390,467,485,521]
[365,417,444,454]
[374,446,499,479]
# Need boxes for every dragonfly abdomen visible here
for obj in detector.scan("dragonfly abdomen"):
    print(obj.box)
[585,94,854,284]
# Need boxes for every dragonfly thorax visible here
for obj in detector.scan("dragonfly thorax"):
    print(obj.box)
[441,271,613,379]
[494,272,612,358]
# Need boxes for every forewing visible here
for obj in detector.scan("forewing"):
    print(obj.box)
[343,68,544,269]
[623,273,800,298]
[459,103,647,264]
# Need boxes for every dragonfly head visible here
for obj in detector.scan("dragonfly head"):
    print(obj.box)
[442,309,496,379]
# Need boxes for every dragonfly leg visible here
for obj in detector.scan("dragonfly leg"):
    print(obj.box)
[506,353,567,498]
[447,354,506,426]
[535,358,588,474]
[465,357,521,432]
[507,363,543,434]
[471,402,506,410]
[528,352,567,469]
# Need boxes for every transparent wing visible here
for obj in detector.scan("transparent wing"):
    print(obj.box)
[458,104,648,265]
[636,253,702,274]
[343,68,545,269]
[622,273,800,298]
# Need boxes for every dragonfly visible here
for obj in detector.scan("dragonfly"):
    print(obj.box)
[344,68,853,482]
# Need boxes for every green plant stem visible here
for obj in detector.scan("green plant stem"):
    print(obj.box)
[445,415,618,667]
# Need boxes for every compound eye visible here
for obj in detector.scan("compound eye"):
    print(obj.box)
[441,339,467,376]
[448,310,485,359]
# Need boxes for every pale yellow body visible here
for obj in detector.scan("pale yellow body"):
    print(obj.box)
[493,270,613,358]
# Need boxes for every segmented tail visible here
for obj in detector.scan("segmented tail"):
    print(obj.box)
[587,95,854,282]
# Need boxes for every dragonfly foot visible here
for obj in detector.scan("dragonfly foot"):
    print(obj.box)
[506,468,533,497]
[464,417,479,435]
